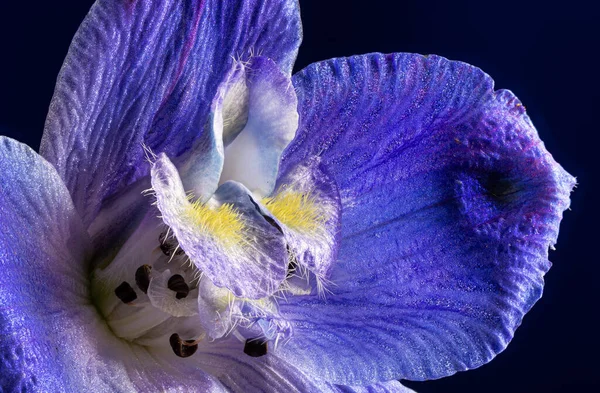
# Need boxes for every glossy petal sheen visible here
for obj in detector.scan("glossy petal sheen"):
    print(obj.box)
[277,53,575,384]
[40,0,302,226]
[0,138,227,392]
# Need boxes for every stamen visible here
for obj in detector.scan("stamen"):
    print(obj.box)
[167,274,190,299]
[135,264,152,294]
[243,338,268,357]
[159,231,184,257]
[169,333,198,358]
[114,282,137,304]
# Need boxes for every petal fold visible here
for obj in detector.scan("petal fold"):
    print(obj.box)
[277,53,575,384]
[267,162,341,283]
[151,153,288,299]
[41,0,302,225]
[219,57,299,198]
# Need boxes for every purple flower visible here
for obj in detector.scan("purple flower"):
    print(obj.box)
[0,0,574,392]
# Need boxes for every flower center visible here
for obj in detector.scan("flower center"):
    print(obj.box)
[91,224,210,355]
[90,208,302,359]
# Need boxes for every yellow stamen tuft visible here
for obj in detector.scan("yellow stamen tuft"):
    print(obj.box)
[185,201,245,248]
[263,190,324,233]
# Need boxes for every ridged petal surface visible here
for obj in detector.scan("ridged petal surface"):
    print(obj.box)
[0,137,224,392]
[277,53,575,384]
[40,0,302,226]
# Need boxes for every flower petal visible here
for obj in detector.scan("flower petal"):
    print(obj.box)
[277,53,575,384]
[151,153,288,299]
[0,137,226,392]
[219,57,299,198]
[196,274,240,339]
[0,136,96,390]
[267,162,341,283]
[333,381,416,393]
[147,269,200,318]
[40,0,302,226]
[175,339,413,393]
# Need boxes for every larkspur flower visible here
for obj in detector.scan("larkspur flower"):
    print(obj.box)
[0,0,574,392]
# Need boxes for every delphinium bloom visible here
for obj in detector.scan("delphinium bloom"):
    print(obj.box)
[0,0,574,392]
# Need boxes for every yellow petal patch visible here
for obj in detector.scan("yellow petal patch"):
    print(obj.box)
[184,201,245,248]
[263,190,324,233]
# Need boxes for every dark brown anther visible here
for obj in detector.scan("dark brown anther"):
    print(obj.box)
[167,274,190,299]
[243,338,268,357]
[135,264,152,294]
[169,333,198,358]
[114,282,137,304]
[159,232,184,257]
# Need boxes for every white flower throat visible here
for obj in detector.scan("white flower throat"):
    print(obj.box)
[90,203,296,359]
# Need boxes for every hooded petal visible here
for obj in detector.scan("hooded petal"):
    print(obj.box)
[178,55,299,203]
[0,137,224,392]
[40,0,302,226]
[151,153,288,299]
[277,53,575,384]
[218,56,299,198]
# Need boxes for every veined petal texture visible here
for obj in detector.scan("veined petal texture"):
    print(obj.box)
[0,137,226,392]
[181,339,414,393]
[278,53,575,384]
[41,0,302,226]
[0,136,98,391]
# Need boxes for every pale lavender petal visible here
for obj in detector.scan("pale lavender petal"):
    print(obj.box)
[267,162,341,283]
[179,340,414,393]
[219,56,299,198]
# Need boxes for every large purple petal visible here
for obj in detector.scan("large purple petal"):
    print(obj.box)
[40,0,302,226]
[277,53,575,384]
[0,136,96,390]
[0,136,224,392]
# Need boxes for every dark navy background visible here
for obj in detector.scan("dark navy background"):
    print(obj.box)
[0,1,598,392]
